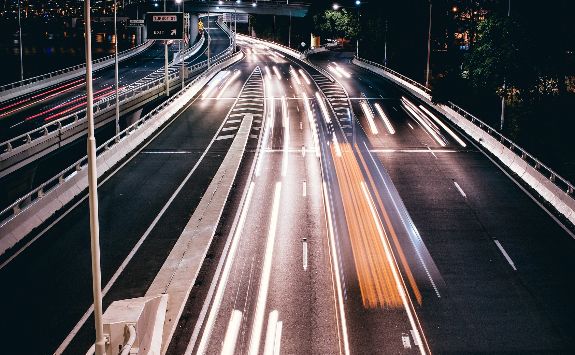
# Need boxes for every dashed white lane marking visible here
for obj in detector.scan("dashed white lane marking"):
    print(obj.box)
[216,134,235,140]
[407,122,414,130]
[453,181,467,198]
[494,240,517,271]
[302,238,308,271]
[222,126,239,132]
[302,180,307,197]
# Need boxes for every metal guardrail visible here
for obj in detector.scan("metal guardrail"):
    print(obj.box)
[446,102,575,195]
[0,49,241,226]
[353,55,574,197]
[237,33,335,83]
[0,40,154,96]
[353,56,431,95]
[0,31,232,161]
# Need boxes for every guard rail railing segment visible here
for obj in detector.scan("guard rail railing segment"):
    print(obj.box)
[236,33,336,83]
[353,55,574,198]
[0,40,154,99]
[0,24,233,170]
[0,48,242,228]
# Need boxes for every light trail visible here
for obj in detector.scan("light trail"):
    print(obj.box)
[282,95,290,176]
[248,182,282,355]
[216,70,241,99]
[302,92,320,157]
[43,87,116,122]
[418,105,466,147]
[315,92,331,124]
[202,70,231,99]
[401,97,446,147]
[360,100,379,135]
[272,66,282,80]
[298,69,311,85]
[374,103,396,134]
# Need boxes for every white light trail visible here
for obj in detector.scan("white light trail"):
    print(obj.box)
[221,310,243,355]
[327,65,343,78]
[216,70,241,99]
[202,70,230,99]
[289,66,302,86]
[302,92,320,157]
[418,105,466,147]
[298,69,311,85]
[282,95,290,176]
[401,97,446,147]
[332,132,342,157]
[360,100,379,135]
[315,91,331,124]
[374,103,395,134]
[248,182,282,355]
[272,65,282,80]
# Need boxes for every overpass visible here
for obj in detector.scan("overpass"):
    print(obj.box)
[170,0,310,17]
[0,22,574,355]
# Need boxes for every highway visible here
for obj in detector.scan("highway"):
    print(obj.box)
[0,16,230,213]
[0,31,573,355]
[308,51,575,353]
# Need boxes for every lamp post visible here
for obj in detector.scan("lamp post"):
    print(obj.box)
[355,0,361,58]
[176,0,185,89]
[425,0,432,88]
[500,0,510,131]
[83,1,106,354]
[164,0,170,96]
[114,0,120,140]
[18,0,23,81]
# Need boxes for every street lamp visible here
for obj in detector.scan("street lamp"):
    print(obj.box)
[176,0,184,90]
[114,0,120,140]
[425,0,432,88]
[17,0,23,81]
[331,2,361,58]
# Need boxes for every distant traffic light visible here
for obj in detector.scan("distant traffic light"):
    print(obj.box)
[198,20,204,31]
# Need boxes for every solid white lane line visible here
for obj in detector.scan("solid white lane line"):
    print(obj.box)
[302,180,307,197]
[193,182,256,355]
[221,310,243,355]
[360,181,426,355]
[248,182,282,355]
[315,91,331,124]
[303,239,308,271]
[494,240,517,271]
[263,310,279,355]
[453,181,467,198]
[322,182,351,355]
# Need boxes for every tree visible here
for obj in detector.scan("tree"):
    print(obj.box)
[313,9,358,40]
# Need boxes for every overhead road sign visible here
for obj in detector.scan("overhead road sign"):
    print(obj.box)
[146,12,184,40]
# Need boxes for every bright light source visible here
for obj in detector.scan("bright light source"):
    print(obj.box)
[374,103,395,134]
[355,0,361,5]
[252,2,257,7]
[419,105,466,147]
[315,92,331,124]
[360,101,378,135]
[333,3,340,10]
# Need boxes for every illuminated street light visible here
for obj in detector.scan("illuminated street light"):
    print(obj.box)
[333,3,340,10]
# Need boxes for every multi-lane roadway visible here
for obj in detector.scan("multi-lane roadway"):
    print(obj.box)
[0,30,573,355]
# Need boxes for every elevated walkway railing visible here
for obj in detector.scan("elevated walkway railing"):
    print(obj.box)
[352,55,575,226]
[0,40,155,103]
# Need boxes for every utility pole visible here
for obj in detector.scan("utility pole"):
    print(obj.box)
[501,0,510,131]
[182,0,185,89]
[384,19,388,66]
[18,0,23,81]
[114,0,120,140]
[208,10,211,68]
[425,0,432,88]
[164,0,170,96]
[83,1,106,354]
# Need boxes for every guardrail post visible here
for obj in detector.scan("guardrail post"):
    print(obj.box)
[13,204,21,215]
[26,134,31,143]
[6,142,12,152]
[535,162,541,170]
[38,188,45,198]
[568,186,574,194]
[550,173,556,182]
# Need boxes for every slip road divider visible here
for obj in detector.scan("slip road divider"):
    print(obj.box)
[352,56,575,229]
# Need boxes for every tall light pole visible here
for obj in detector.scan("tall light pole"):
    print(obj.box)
[355,0,361,58]
[84,1,106,354]
[17,0,23,81]
[384,18,388,66]
[164,0,170,96]
[425,0,432,88]
[208,9,211,67]
[501,0,510,131]
[114,0,120,140]
[176,0,185,89]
